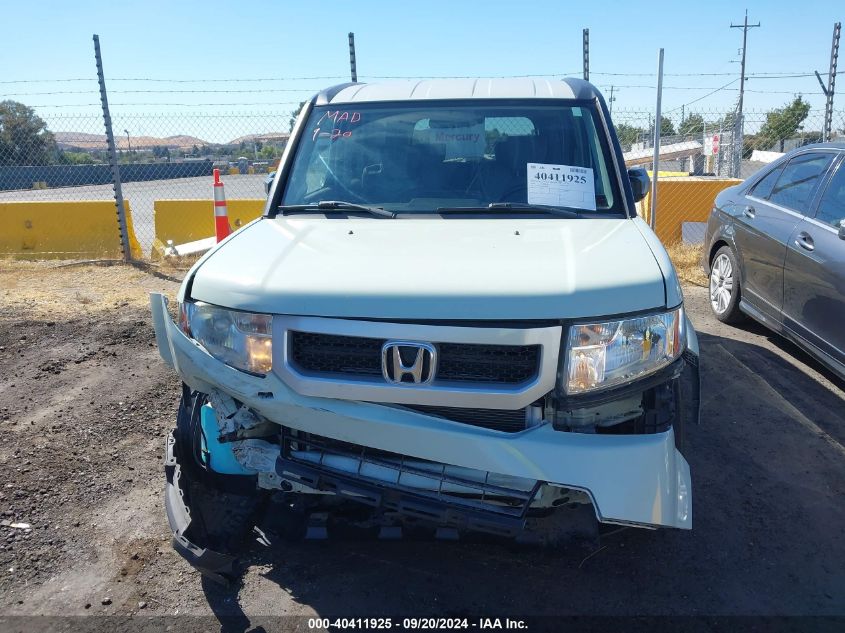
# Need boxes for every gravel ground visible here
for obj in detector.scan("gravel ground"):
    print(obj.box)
[0,261,843,624]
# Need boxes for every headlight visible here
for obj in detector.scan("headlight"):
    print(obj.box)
[563,307,684,395]
[178,301,272,375]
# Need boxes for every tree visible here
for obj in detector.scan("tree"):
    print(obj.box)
[152,145,171,160]
[648,116,676,138]
[0,100,56,166]
[678,113,706,138]
[259,144,278,159]
[757,96,811,152]
[59,151,95,165]
[289,101,306,131]
[721,110,740,130]
[614,123,646,149]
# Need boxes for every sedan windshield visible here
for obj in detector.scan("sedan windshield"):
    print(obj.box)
[281,101,623,215]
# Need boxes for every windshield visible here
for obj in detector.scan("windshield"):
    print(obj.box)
[281,101,623,215]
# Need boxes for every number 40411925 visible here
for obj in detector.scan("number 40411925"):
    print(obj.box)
[534,171,587,184]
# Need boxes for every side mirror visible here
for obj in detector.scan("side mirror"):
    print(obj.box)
[838,219,845,241]
[264,171,276,196]
[628,167,651,203]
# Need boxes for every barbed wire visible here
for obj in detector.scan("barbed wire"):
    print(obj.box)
[2,85,811,99]
[26,102,304,108]
[0,71,820,85]
[2,89,321,97]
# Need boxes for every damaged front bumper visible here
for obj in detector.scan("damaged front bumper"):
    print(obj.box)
[153,292,693,530]
[164,432,238,584]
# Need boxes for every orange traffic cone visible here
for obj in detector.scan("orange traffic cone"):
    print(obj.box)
[213,168,231,242]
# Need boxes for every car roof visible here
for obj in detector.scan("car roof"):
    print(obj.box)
[784,141,845,153]
[317,78,601,105]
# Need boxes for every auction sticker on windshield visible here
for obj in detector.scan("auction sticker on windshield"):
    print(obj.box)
[527,163,596,210]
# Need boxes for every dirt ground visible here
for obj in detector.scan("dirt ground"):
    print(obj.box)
[0,260,843,625]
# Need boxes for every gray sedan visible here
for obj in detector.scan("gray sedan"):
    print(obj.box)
[703,142,845,379]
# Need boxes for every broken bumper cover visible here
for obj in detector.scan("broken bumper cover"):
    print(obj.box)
[152,293,692,530]
[164,432,237,584]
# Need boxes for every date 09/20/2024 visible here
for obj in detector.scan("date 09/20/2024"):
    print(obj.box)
[307,617,528,630]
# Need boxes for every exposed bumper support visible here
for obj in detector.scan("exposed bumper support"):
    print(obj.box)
[152,293,693,530]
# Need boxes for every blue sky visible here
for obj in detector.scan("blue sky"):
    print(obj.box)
[0,0,841,139]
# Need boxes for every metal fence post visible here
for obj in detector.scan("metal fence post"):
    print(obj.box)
[733,111,743,179]
[582,29,590,81]
[348,32,358,83]
[649,48,664,230]
[93,34,131,261]
[824,22,840,142]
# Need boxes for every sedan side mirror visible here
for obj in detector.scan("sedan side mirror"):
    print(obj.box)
[839,219,845,241]
[628,167,651,203]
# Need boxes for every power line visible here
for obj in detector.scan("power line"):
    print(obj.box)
[0,70,819,85]
[2,88,322,97]
[663,78,740,113]
[591,71,813,78]
[10,82,821,99]
[0,76,344,84]
[28,102,304,108]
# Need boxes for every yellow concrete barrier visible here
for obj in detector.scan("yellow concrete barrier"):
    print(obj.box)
[152,199,265,259]
[638,177,742,245]
[228,167,240,175]
[646,170,691,178]
[0,200,142,260]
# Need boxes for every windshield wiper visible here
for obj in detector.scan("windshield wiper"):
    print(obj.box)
[278,200,395,218]
[436,203,582,218]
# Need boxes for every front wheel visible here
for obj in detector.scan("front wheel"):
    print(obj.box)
[709,246,745,324]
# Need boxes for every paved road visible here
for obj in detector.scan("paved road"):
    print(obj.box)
[0,174,268,253]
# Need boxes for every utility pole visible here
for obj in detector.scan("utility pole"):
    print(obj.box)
[608,85,616,115]
[730,10,760,178]
[814,22,840,142]
[582,29,589,81]
[348,32,358,83]
[730,10,760,118]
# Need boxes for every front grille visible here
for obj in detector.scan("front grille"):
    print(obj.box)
[290,331,383,376]
[289,331,540,385]
[400,404,528,433]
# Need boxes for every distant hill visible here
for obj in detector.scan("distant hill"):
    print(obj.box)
[54,132,211,151]
[228,132,290,145]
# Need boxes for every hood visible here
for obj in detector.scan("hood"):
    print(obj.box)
[188,217,667,320]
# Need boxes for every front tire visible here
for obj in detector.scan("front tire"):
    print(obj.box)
[709,246,744,324]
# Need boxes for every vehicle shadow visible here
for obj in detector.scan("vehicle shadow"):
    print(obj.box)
[696,326,845,443]
[741,319,845,391]
[197,328,845,626]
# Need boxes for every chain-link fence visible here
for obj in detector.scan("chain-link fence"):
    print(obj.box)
[2,80,844,259]
[0,104,291,257]
[612,106,844,246]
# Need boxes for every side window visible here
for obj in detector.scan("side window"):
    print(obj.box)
[749,164,784,199]
[768,153,834,212]
[815,160,845,228]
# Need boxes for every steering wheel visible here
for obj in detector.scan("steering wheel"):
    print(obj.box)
[317,153,369,203]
